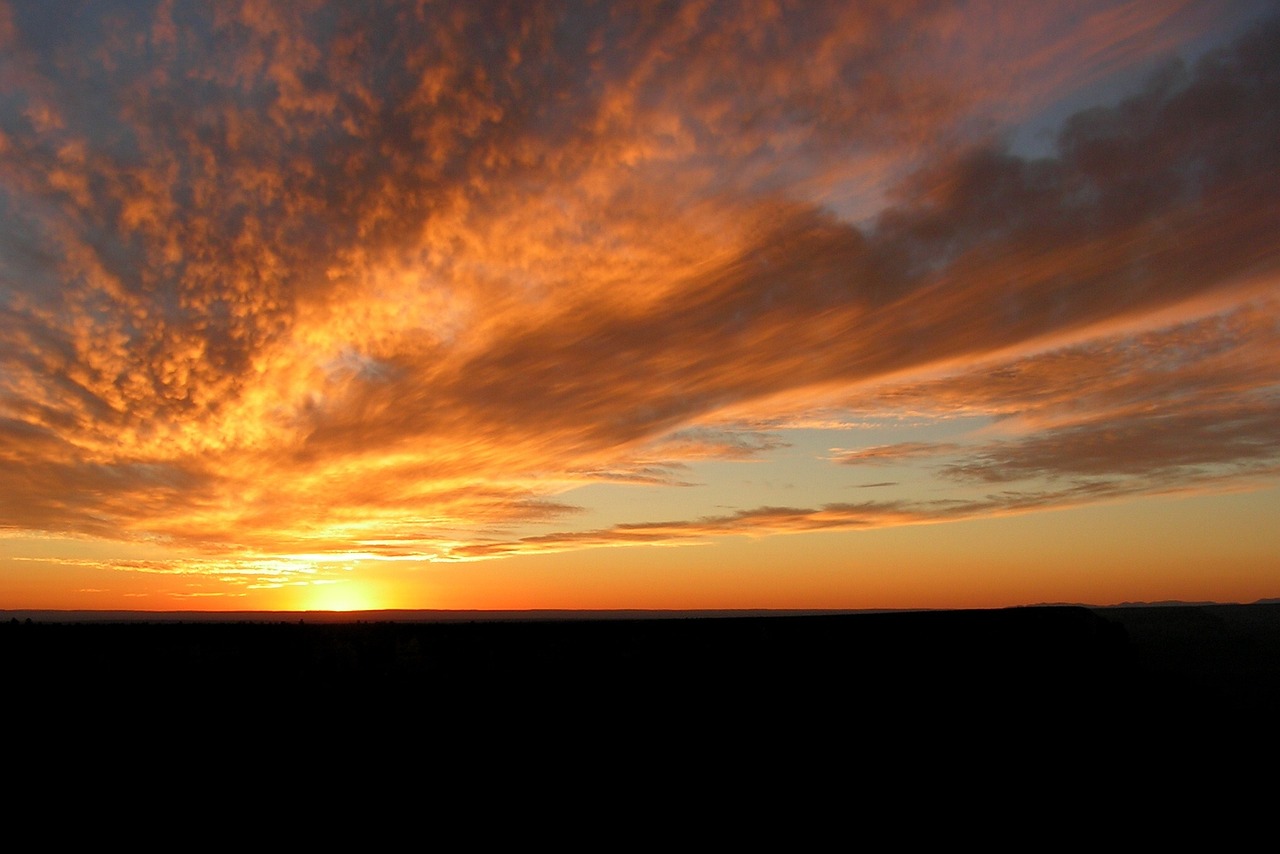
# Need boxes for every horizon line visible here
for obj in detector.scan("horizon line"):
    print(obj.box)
[5,599,1278,623]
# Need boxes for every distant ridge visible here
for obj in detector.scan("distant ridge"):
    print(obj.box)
[1030,599,1278,609]
[1105,600,1232,608]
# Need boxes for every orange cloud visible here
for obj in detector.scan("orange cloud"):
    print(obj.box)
[0,2,1275,582]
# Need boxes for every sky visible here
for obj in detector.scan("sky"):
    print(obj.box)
[1,0,1277,612]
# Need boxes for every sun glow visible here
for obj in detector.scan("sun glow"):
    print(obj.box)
[303,581,381,612]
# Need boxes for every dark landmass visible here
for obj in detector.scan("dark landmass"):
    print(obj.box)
[5,604,1278,759]
[6,605,1278,701]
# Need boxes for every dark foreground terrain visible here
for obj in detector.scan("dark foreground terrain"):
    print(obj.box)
[5,604,1278,765]
[7,605,1279,708]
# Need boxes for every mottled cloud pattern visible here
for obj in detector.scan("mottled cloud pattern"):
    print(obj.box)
[0,1,1276,579]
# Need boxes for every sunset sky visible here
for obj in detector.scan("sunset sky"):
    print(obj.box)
[1,0,1277,612]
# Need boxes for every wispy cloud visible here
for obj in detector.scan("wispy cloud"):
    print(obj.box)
[448,463,1277,561]
[830,442,961,465]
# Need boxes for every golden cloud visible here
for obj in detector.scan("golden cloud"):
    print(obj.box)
[0,2,1275,572]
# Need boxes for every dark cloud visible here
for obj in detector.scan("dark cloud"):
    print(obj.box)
[839,301,1280,479]
[945,402,1280,483]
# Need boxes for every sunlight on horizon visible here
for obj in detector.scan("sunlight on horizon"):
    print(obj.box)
[299,581,387,613]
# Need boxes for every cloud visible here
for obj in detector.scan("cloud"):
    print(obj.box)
[831,442,961,465]
[842,299,1280,479]
[944,404,1280,484]
[446,458,1279,561]
[648,427,788,461]
[0,2,1276,569]
[444,463,1264,560]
